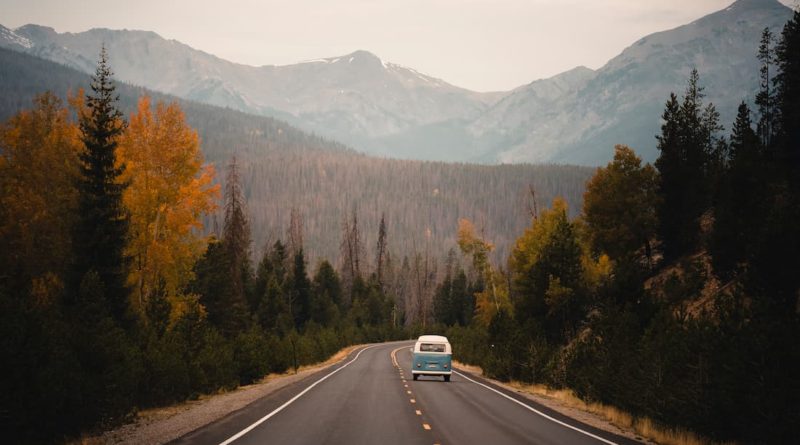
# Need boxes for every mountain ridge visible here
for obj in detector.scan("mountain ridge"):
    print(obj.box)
[0,0,794,164]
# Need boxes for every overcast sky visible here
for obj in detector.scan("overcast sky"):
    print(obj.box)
[1,0,796,91]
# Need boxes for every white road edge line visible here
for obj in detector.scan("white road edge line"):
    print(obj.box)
[453,370,619,445]
[219,344,379,445]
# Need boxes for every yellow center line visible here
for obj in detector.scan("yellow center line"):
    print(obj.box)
[390,345,408,368]
[395,343,434,438]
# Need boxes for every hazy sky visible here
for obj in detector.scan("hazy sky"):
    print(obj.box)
[1,0,795,91]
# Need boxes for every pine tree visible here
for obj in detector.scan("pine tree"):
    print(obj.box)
[221,156,251,335]
[711,103,762,279]
[749,10,800,309]
[756,27,776,148]
[289,249,311,329]
[774,9,800,183]
[189,238,231,329]
[655,70,721,260]
[311,260,341,325]
[654,93,684,260]
[434,269,455,325]
[72,45,130,322]
[253,240,289,332]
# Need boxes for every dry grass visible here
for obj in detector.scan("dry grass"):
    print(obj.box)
[454,360,728,445]
[243,343,368,386]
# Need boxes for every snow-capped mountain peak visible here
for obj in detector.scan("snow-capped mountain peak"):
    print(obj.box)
[0,25,33,50]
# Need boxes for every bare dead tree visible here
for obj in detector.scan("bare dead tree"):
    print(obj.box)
[376,213,388,290]
[339,213,354,305]
[338,205,364,304]
[526,184,539,221]
[287,207,304,257]
[411,247,438,329]
[351,207,363,278]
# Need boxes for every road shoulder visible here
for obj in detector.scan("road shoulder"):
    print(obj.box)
[76,344,367,445]
[452,361,653,444]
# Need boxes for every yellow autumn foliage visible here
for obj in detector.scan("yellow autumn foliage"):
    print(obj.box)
[457,217,510,326]
[118,96,219,315]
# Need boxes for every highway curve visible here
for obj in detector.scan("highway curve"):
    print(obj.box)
[172,341,640,445]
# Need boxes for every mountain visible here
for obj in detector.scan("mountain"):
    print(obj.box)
[478,0,793,165]
[0,25,499,157]
[0,0,792,165]
[0,46,592,265]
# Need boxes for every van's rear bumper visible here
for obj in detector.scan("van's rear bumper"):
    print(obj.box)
[412,370,452,375]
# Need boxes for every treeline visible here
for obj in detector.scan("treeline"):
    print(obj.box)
[437,15,800,444]
[227,152,590,267]
[0,49,406,443]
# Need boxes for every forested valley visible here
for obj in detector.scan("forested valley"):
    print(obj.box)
[0,46,592,264]
[1,10,799,445]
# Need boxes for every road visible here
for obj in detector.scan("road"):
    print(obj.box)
[173,341,640,445]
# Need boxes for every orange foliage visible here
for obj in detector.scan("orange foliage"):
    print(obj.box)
[118,96,219,314]
[0,92,82,295]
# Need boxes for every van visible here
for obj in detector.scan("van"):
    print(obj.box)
[412,335,452,382]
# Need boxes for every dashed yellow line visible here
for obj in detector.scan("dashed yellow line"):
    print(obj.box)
[392,345,437,440]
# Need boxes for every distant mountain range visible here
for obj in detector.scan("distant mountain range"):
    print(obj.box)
[0,0,793,165]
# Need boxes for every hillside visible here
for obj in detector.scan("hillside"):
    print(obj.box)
[472,0,793,164]
[0,47,593,264]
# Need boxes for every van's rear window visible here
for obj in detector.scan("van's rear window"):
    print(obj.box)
[420,343,446,352]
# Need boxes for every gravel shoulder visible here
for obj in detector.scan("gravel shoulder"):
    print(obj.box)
[75,344,366,445]
[453,361,653,444]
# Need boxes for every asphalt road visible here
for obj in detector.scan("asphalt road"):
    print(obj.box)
[173,341,640,445]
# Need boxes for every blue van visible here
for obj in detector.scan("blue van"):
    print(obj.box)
[412,335,452,382]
